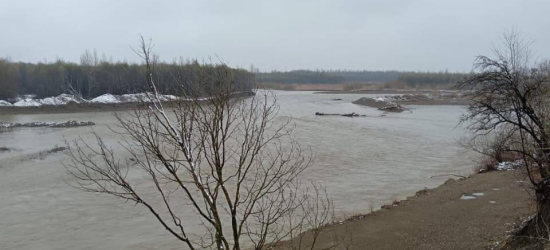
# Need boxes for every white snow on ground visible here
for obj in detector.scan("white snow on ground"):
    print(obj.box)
[91,93,182,103]
[373,96,389,102]
[4,93,184,107]
[119,93,148,103]
[0,121,95,128]
[460,195,476,200]
[14,99,42,107]
[40,94,81,105]
[160,95,178,101]
[90,94,121,104]
[0,100,12,106]
[496,160,523,171]
[14,94,36,102]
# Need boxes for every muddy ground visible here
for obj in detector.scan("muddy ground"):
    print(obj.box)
[0,102,146,115]
[281,170,535,250]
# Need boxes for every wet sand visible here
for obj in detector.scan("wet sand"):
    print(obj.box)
[286,170,535,250]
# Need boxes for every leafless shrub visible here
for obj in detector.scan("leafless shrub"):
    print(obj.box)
[459,30,550,238]
[342,83,363,91]
[458,128,520,173]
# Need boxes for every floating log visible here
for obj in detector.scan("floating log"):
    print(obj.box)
[378,105,412,113]
[315,112,367,117]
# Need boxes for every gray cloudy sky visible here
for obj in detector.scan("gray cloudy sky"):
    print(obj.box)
[1,0,549,72]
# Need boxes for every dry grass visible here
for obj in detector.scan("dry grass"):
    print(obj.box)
[475,156,499,173]
[260,82,376,91]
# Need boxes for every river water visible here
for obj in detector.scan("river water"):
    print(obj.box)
[0,91,474,249]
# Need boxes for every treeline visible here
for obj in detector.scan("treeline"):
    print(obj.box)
[397,71,470,88]
[0,54,471,100]
[256,70,470,88]
[0,54,255,100]
[257,70,401,84]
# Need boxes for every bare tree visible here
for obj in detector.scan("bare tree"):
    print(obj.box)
[457,124,519,172]
[459,30,550,236]
[65,37,337,250]
[80,49,98,97]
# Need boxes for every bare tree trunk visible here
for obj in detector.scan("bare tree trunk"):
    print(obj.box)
[459,30,550,239]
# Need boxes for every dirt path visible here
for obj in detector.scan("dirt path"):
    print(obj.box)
[299,170,535,250]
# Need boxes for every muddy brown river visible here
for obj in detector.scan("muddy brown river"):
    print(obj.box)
[0,91,474,249]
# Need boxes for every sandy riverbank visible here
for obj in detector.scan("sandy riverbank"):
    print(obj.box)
[279,170,534,250]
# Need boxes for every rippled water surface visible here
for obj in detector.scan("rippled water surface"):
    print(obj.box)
[0,91,474,249]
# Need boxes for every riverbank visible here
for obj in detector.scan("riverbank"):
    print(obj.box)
[350,93,469,108]
[0,92,256,115]
[315,89,456,95]
[0,102,150,115]
[282,170,534,250]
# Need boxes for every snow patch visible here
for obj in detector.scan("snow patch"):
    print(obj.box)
[92,93,181,104]
[0,100,12,106]
[160,95,178,101]
[40,94,81,105]
[496,160,523,171]
[0,121,95,128]
[4,92,183,107]
[460,195,476,200]
[373,96,388,102]
[119,93,148,103]
[14,94,36,102]
[91,94,120,104]
[14,99,41,107]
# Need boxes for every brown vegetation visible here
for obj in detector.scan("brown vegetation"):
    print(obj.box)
[260,83,373,91]
[459,31,550,243]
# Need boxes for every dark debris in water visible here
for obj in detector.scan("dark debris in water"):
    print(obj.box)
[315,112,367,117]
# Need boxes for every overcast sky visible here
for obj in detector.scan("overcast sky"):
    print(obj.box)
[1,0,549,72]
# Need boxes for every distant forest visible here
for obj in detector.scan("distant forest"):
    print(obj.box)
[0,52,255,100]
[257,70,401,84]
[0,52,471,100]
[258,70,470,87]
[396,72,470,88]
